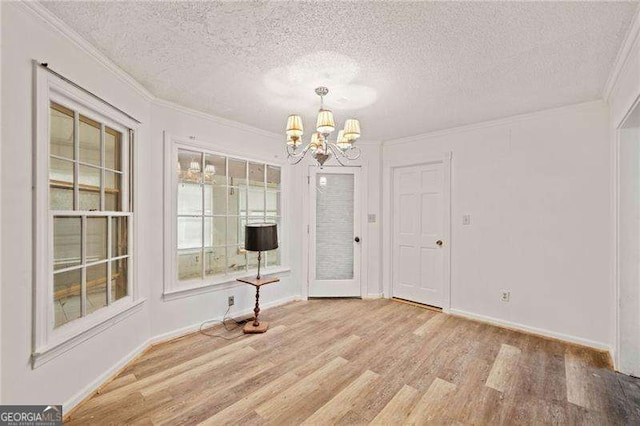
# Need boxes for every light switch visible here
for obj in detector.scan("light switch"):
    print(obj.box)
[368,214,376,223]
[462,215,471,226]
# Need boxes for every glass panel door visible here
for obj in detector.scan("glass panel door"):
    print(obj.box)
[309,167,361,297]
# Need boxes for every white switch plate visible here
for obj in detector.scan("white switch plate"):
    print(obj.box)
[462,215,471,225]
[368,214,376,223]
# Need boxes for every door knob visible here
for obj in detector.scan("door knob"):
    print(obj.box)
[436,240,443,246]
[355,236,360,243]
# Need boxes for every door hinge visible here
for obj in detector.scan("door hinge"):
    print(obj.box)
[307,176,310,184]
[307,224,310,234]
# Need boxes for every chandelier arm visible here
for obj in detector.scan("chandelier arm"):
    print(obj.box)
[286,143,312,165]
[326,143,351,166]
[343,144,362,161]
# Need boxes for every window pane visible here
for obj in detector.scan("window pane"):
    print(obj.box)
[177,150,202,184]
[265,217,282,236]
[105,171,121,211]
[50,157,74,210]
[54,217,81,270]
[79,165,101,211]
[266,191,280,216]
[204,154,226,185]
[54,268,82,327]
[177,216,202,249]
[204,185,226,216]
[87,217,107,263]
[178,182,202,215]
[105,127,121,171]
[315,173,354,280]
[86,262,107,315]
[248,188,265,218]
[227,246,246,272]
[50,103,74,160]
[228,186,246,216]
[228,159,247,187]
[111,217,128,258]
[205,248,225,276]
[79,115,101,166]
[111,257,128,302]
[267,166,281,190]
[205,216,226,247]
[267,247,281,267]
[178,249,202,280]
[248,162,265,188]
[227,216,243,246]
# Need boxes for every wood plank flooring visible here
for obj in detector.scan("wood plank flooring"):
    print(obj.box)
[66,299,640,425]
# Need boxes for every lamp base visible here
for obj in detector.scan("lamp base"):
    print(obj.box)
[243,321,269,334]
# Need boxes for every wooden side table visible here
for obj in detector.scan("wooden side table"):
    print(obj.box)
[237,276,279,334]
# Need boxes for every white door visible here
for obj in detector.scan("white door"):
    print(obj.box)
[309,167,361,297]
[392,162,449,307]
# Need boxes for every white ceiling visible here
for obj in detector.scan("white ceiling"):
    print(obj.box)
[43,1,639,141]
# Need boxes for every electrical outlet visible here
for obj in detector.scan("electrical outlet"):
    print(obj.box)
[228,295,235,306]
[500,291,510,302]
[462,215,471,226]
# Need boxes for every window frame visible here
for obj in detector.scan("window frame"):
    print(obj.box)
[163,133,289,299]
[33,64,143,368]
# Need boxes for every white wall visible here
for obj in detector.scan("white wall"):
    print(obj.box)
[383,101,613,349]
[608,8,640,373]
[0,2,303,410]
[1,2,152,407]
[0,0,4,404]
[148,103,300,339]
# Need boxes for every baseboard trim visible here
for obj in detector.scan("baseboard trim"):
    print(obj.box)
[62,295,301,417]
[62,339,149,415]
[362,293,384,299]
[449,308,612,353]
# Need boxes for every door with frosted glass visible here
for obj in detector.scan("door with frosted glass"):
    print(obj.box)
[309,167,361,297]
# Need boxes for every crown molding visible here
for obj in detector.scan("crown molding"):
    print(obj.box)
[383,100,605,147]
[603,5,640,102]
[152,98,280,139]
[18,1,155,102]
[16,1,281,139]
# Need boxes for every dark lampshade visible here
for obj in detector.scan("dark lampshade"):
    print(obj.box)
[245,223,278,252]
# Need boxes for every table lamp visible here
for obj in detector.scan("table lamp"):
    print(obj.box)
[245,223,278,280]
[241,223,279,333]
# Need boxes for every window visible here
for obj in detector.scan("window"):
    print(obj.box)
[50,102,132,328]
[175,148,281,283]
[34,65,140,366]
[163,135,284,296]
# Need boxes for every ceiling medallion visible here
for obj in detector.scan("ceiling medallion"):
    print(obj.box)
[285,87,361,166]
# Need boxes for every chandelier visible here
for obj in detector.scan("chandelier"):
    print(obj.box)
[285,87,361,166]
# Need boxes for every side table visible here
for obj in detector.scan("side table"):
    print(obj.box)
[236,276,279,334]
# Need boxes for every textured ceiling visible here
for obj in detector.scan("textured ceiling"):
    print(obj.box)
[42,1,639,141]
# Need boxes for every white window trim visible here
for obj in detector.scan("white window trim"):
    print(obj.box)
[33,63,144,368]
[163,132,289,298]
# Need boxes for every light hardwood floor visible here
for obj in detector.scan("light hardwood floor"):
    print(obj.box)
[66,299,640,425]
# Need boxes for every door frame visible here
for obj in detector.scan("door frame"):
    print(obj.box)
[614,92,640,373]
[308,166,362,297]
[302,165,367,299]
[382,152,452,311]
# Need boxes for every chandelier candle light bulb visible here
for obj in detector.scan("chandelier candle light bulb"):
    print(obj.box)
[285,87,362,166]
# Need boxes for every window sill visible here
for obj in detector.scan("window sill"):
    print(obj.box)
[163,266,292,301]
[31,298,146,369]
